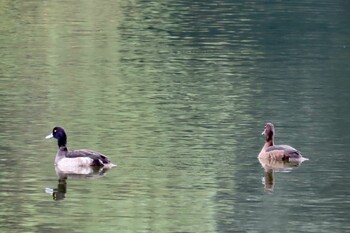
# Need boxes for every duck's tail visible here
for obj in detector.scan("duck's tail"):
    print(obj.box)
[104,163,117,169]
[289,155,309,162]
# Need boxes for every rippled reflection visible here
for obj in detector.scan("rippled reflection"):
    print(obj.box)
[259,158,307,192]
[45,177,67,201]
[45,166,111,201]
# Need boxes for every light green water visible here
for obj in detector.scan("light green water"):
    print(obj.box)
[1,1,349,232]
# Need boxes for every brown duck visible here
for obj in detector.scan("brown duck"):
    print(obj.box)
[258,123,306,161]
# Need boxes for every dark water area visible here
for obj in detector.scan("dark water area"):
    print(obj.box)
[0,0,349,232]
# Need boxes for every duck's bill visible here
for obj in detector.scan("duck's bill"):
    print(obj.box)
[261,129,266,135]
[45,188,54,194]
[45,133,53,139]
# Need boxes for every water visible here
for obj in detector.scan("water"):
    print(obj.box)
[1,0,350,232]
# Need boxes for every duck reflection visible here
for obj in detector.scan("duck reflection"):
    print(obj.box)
[45,166,111,201]
[259,157,306,192]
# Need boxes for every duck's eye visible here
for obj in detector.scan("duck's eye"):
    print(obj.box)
[54,129,57,133]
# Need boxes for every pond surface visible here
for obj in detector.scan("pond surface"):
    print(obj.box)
[1,0,350,232]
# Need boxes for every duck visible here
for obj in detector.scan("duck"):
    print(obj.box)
[45,127,116,171]
[258,123,306,161]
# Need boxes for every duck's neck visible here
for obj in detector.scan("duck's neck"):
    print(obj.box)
[259,139,274,157]
[57,137,67,148]
[265,138,274,147]
[55,146,68,164]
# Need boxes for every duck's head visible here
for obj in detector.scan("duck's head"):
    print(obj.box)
[262,123,275,142]
[46,127,67,147]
